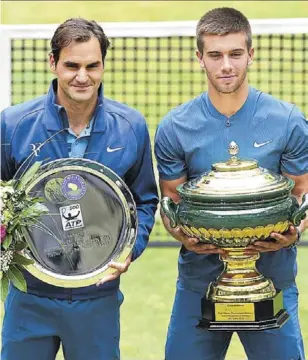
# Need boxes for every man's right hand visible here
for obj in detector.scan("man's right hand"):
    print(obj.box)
[159,177,226,255]
[170,226,226,255]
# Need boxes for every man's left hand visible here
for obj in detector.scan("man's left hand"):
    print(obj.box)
[96,254,132,286]
[245,225,298,254]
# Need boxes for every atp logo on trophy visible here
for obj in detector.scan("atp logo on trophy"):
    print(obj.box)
[60,204,84,231]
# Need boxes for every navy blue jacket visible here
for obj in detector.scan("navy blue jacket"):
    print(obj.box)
[1,80,158,300]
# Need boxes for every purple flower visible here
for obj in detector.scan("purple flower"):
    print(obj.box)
[1,224,6,243]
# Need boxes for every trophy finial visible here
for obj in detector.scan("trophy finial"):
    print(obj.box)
[213,141,258,171]
[229,141,239,156]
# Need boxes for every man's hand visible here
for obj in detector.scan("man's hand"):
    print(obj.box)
[170,226,226,255]
[245,225,298,254]
[159,178,225,256]
[96,254,132,286]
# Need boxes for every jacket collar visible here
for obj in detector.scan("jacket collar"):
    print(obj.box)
[44,79,105,133]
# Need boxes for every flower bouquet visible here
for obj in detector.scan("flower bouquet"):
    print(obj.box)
[1,162,49,301]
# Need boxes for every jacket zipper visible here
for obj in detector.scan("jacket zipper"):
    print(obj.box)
[68,289,72,304]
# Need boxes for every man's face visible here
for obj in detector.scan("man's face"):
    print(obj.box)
[50,37,104,103]
[196,32,254,94]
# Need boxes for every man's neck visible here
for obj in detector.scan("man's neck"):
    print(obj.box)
[208,81,250,117]
[56,90,97,129]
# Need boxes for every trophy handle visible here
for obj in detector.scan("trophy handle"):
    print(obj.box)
[161,197,179,228]
[291,193,308,226]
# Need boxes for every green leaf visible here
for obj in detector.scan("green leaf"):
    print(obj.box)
[32,197,45,204]
[2,233,12,250]
[17,161,42,190]
[11,253,34,266]
[14,241,28,251]
[9,220,20,233]
[7,265,27,292]
[11,230,27,251]
[1,273,9,302]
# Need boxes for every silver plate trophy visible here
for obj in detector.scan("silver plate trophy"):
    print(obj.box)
[21,158,137,287]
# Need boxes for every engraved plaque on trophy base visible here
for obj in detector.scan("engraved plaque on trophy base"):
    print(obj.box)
[197,291,290,331]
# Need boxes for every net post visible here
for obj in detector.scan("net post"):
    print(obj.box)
[0,28,12,111]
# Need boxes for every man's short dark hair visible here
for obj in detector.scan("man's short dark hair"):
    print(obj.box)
[196,7,252,54]
[50,18,110,65]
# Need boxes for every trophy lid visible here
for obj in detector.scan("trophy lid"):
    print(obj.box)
[177,141,294,203]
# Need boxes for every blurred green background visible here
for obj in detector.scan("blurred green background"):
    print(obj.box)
[1,1,308,359]
[2,1,308,23]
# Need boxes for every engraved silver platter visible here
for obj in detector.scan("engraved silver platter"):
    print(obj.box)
[21,158,137,287]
